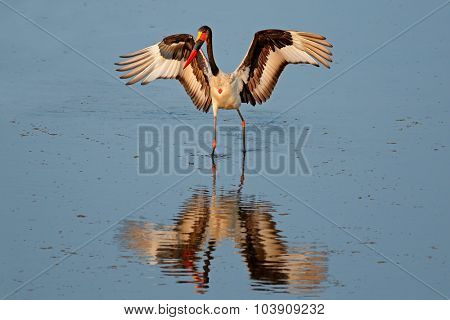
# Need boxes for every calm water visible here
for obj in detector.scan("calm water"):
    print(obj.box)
[1,0,449,299]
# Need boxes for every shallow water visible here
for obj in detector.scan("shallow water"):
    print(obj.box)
[1,0,450,299]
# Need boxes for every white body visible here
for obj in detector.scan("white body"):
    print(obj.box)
[209,72,242,116]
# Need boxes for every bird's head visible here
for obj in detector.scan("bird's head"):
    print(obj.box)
[183,26,210,69]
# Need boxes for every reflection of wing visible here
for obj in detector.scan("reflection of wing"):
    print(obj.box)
[234,30,333,105]
[121,221,176,265]
[120,190,211,264]
[119,186,328,295]
[238,202,328,294]
[120,189,213,293]
[116,34,212,112]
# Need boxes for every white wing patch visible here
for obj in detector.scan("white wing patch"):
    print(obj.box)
[116,41,212,111]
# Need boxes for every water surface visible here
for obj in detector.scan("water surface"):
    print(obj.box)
[1,0,449,299]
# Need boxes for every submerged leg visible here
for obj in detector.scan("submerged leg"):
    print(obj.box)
[237,109,246,153]
[211,153,216,176]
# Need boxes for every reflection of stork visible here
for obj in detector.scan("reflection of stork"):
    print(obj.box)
[119,157,328,295]
[116,26,332,155]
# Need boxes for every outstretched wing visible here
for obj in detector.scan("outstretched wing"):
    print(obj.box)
[115,34,212,112]
[234,30,333,106]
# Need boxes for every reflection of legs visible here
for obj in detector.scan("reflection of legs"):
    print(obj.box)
[211,156,216,178]
[237,109,246,153]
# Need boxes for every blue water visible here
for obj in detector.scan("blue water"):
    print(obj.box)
[1,0,449,299]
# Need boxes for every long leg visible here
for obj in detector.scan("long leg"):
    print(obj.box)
[238,151,246,191]
[211,113,217,157]
[237,109,246,153]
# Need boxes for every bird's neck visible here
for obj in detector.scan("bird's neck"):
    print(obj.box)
[206,32,219,76]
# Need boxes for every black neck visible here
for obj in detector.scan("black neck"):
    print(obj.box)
[206,30,219,76]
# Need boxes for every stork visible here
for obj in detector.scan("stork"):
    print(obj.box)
[116,26,333,156]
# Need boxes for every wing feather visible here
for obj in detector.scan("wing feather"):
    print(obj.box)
[120,48,148,58]
[116,34,211,112]
[234,29,333,106]
[116,56,154,72]
[115,52,152,66]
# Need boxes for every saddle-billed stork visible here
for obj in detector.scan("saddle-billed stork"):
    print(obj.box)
[116,26,333,155]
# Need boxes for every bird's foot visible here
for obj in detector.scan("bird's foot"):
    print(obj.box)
[211,139,217,157]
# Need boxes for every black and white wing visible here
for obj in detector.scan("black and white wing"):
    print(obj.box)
[234,30,333,106]
[115,34,212,112]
